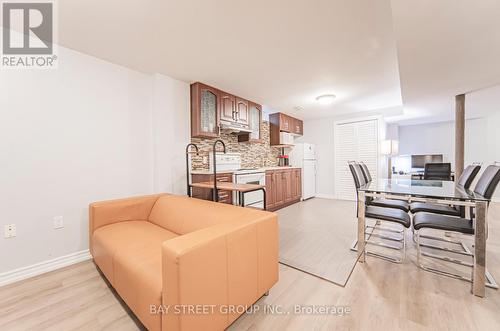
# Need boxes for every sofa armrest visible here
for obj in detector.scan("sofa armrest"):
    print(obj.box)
[89,193,167,253]
[161,212,278,331]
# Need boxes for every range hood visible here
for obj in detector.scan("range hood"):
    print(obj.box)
[219,122,252,134]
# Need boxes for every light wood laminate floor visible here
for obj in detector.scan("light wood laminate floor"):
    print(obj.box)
[278,198,359,286]
[1,200,500,330]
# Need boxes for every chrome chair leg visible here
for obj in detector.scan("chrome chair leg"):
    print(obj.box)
[351,222,403,251]
[415,229,498,289]
[403,228,407,261]
[351,220,406,264]
[366,224,403,234]
[416,230,422,266]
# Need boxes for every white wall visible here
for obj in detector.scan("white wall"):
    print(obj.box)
[398,115,500,199]
[300,113,500,200]
[0,48,190,274]
[398,121,456,167]
[152,74,190,195]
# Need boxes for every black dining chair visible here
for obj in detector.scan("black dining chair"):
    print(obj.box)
[424,162,452,180]
[413,164,500,287]
[358,162,372,183]
[410,164,481,217]
[358,162,410,212]
[349,161,411,263]
[457,163,482,188]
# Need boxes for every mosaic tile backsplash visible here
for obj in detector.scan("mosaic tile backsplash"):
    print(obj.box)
[191,121,282,170]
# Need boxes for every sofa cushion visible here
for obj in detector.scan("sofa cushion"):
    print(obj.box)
[148,195,272,235]
[92,221,177,331]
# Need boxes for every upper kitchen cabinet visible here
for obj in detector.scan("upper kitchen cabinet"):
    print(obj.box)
[190,82,260,138]
[269,112,304,146]
[282,114,292,132]
[238,102,262,142]
[191,82,219,138]
[219,92,249,127]
[291,117,303,135]
[219,91,236,123]
[235,98,249,126]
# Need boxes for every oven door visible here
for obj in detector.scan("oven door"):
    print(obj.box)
[234,173,265,209]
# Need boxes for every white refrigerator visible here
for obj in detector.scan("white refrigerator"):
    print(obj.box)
[289,143,317,200]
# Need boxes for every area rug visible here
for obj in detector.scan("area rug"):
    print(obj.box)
[277,198,360,286]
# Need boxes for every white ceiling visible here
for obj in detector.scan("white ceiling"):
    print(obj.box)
[58,0,402,120]
[388,0,500,124]
[56,0,500,123]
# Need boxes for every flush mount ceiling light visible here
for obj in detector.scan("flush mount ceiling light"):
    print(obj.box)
[316,94,336,105]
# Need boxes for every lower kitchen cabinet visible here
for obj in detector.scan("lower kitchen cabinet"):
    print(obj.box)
[191,173,233,204]
[265,168,301,211]
[265,172,276,209]
[291,168,301,200]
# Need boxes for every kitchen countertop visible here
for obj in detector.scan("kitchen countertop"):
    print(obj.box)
[262,166,301,171]
[190,181,265,192]
[191,166,301,175]
[191,170,235,175]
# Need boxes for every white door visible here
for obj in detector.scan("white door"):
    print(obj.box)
[334,119,378,200]
[303,160,316,199]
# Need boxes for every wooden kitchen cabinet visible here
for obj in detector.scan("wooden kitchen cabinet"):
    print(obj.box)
[291,168,302,200]
[291,118,303,135]
[219,94,249,127]
[275,171,285,206]
[219,91,236,123]
[280,113,291,132]
[265,172,276,209]
[238,102,262,143]
[191,82,259,138]
[191,82,219,138]
[235,97,249,126]
[269,112,304,146]
[191,172,233,204]
[265,168,301,211]
[283,170,293,203]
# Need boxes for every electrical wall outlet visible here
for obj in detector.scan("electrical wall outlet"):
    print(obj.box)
[4,224,16,238]
[53,216,64,229]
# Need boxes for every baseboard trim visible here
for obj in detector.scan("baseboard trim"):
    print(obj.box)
[0,250,91,287]
[268,198,301,211]
[315,194,336,200]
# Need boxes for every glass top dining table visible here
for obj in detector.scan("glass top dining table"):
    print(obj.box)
[358,179,489,201]
[355,178,490,297]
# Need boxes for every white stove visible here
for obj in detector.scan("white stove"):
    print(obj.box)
[234,168,265,175]
[209,153,265,209]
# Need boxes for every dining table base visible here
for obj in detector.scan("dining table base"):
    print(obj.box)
[357,189,489,297]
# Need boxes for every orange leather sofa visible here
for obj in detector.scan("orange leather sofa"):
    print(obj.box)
[89,193,279,331]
